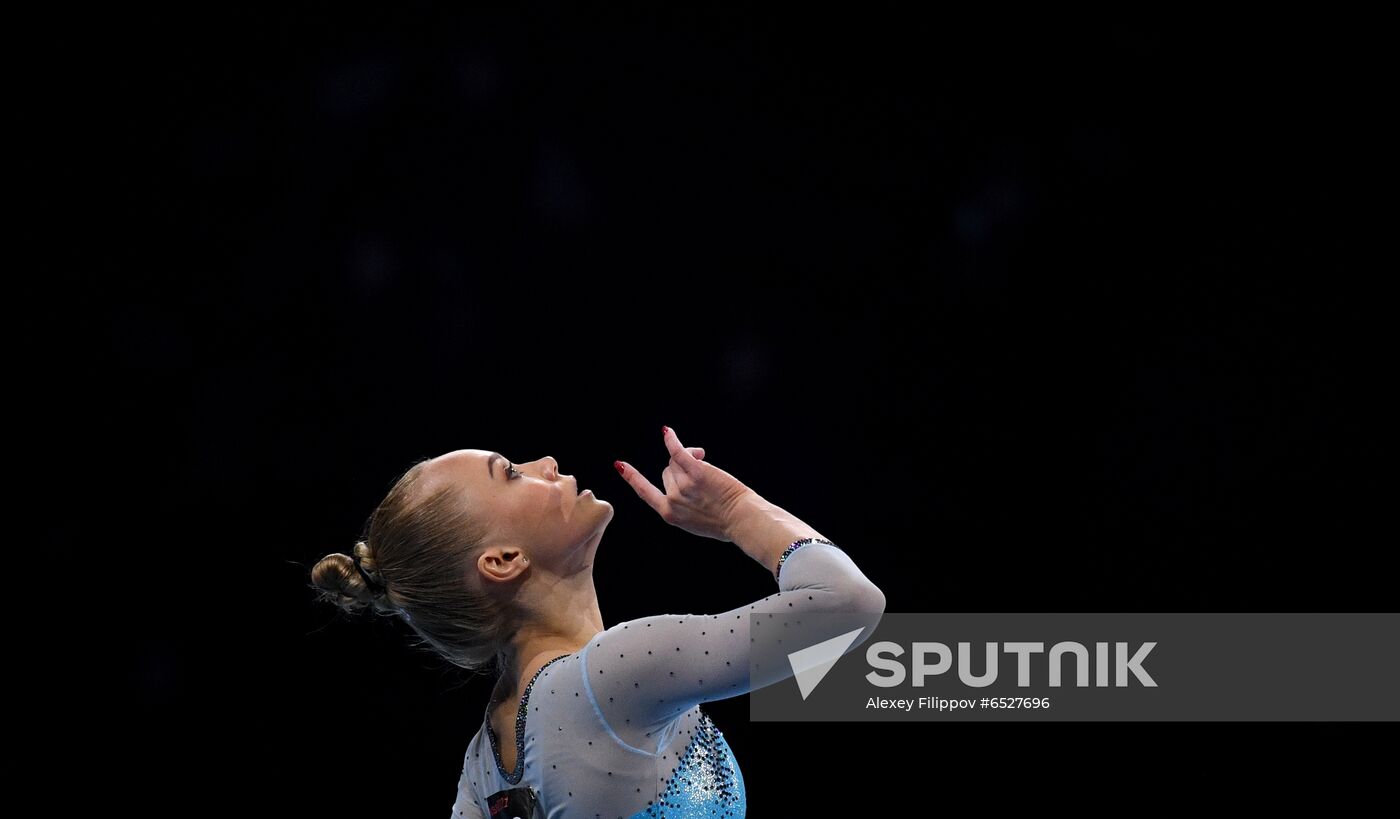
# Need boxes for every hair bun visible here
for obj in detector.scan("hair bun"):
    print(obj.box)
[352,540,388,595]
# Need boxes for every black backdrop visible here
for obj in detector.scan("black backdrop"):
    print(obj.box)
[59,6,1392,815]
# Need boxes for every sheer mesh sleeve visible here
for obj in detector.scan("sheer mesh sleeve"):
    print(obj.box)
[580,539,884,748]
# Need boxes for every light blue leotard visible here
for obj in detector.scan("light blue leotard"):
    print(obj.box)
[450,539,885,818]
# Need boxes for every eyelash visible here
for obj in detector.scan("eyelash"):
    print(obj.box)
[508,464,522,480]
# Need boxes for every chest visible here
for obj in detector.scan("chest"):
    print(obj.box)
[488,697,523,774]
[472,705,746,818]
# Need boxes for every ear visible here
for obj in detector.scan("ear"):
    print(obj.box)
[477,546,530,584]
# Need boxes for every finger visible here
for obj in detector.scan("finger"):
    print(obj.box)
[688,447,705,461]
[614,460,668,515]
[662,426,703,477]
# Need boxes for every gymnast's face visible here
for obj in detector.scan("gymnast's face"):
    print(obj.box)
[420,449,614,586]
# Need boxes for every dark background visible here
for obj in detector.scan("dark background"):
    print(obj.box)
[52,6,1391,816]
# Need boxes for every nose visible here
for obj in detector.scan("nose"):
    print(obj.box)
[541,456,559,479]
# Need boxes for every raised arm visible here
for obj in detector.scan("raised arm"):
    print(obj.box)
[601,428,885,747]
[582,533,884,748]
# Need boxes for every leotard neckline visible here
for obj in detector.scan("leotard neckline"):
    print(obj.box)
[484,654,573,784]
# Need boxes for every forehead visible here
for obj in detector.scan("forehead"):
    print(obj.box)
[432,449,492,475]
[416,449,493,494]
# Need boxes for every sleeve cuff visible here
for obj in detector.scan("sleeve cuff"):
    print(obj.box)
[774,537,836,584]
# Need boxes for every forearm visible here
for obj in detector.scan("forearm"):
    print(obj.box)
[724,493,828,576]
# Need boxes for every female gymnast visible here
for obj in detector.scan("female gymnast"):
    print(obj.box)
[311,426,886,818]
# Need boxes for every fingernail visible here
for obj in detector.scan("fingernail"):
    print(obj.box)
[662,425,671,436]
[614,460,626,476]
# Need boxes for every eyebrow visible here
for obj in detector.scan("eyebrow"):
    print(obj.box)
[487,452,504,480]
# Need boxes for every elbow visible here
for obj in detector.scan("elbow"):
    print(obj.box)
[842,582,886,651]
[868,583,888,616]
[847,581,886,618]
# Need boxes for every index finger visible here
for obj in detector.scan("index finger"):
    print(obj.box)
[616,460,669,513]
[662,425,703,477]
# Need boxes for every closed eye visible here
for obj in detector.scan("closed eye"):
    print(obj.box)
[508,464,523,480]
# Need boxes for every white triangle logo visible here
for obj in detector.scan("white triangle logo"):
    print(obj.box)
[786,627,867,700]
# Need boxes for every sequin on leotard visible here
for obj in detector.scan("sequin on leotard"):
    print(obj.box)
[629,708,745,818]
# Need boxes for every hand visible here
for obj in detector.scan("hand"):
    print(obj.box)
[615,426,758,543]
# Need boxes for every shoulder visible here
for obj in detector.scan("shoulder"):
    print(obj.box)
[453,728,493,816]
[526,651,583,696]
[466,721,487,750]
[580,613,721,677]
[462,722,490,772]
[585,613,706,645]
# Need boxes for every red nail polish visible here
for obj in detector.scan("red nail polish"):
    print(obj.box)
[614,461,626,476]
[662,425,670,436]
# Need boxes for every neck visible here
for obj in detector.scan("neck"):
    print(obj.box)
[495,571,604,698]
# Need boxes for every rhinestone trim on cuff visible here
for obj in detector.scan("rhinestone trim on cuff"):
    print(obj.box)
[773,537,835,583]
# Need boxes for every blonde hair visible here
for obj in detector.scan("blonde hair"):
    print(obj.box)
[309,458,519,673]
